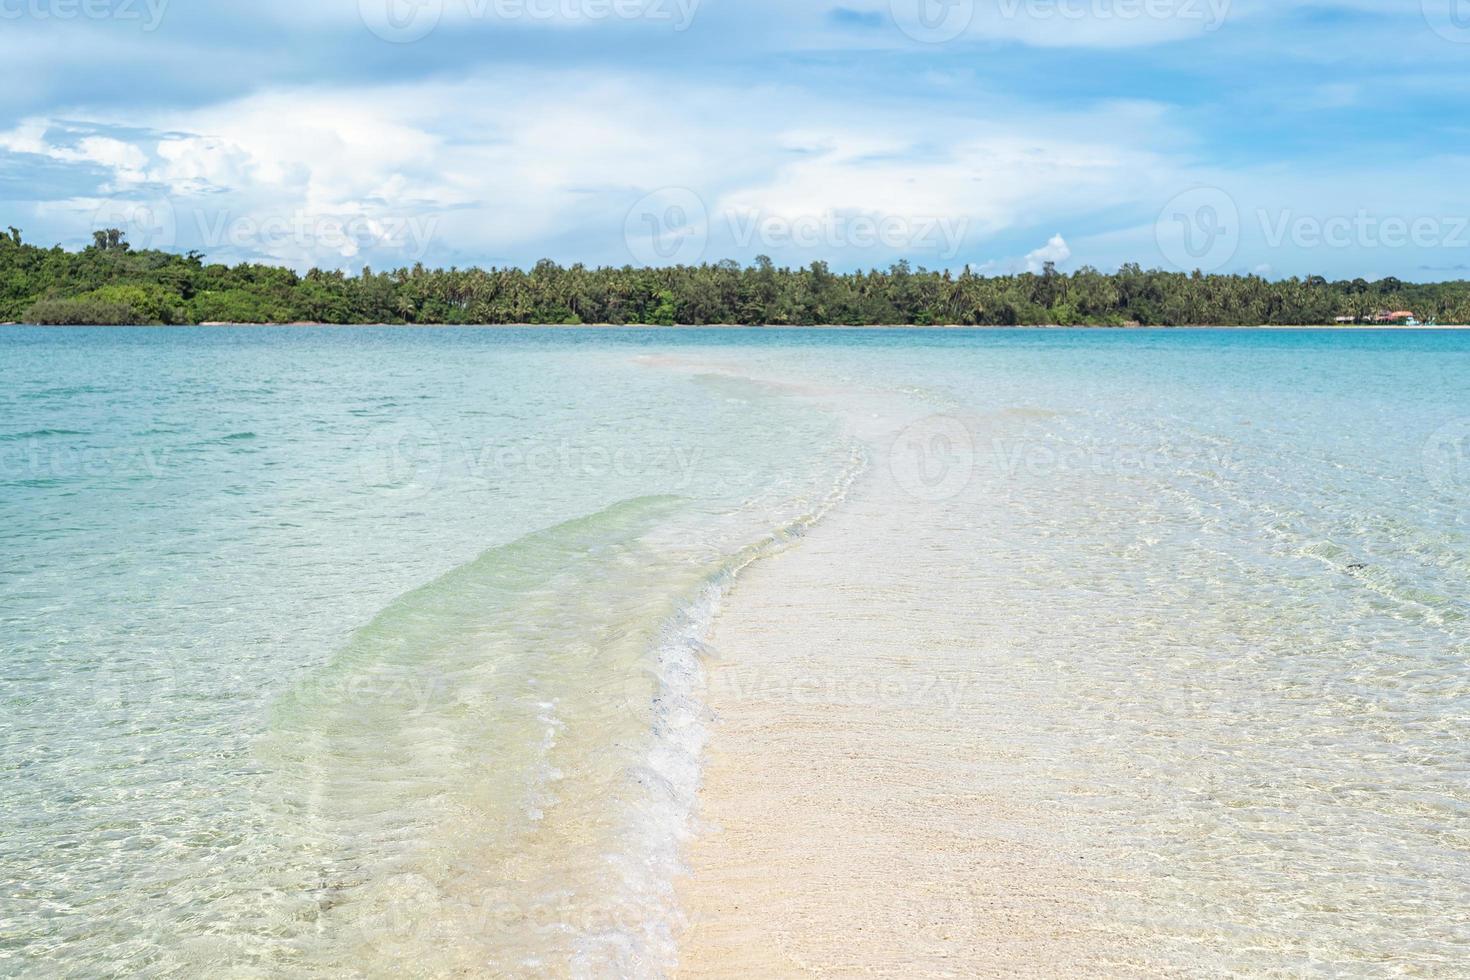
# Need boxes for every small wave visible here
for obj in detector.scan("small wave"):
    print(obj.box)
[0,428,87,441]
[19,385,106,400]
[1302,539,1467,625]
[0,477,64,489]
[576,442,868,975]
[260,495,695,973]
[257,440,868,976]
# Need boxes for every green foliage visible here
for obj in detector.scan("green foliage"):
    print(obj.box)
[647,289,677,326]
[24,296,139,326]
[23,283,184,325]
[189,288,292,325]
[3,225,1470,325]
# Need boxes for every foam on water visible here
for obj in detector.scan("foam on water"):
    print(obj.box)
[573,442,867,977]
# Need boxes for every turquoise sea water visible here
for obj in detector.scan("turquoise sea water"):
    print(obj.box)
[2,327,1468,976]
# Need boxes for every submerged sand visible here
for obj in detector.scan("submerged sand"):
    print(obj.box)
[673,408,1151,978]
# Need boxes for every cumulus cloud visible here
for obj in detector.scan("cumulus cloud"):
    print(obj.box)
[2,0,1467,282]
[970,233,1073,275]
[0,124,146,178]
[1025,234,1072,272]
[0,72,1187,271]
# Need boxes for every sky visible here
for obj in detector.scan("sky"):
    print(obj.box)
[1,0,1469,280]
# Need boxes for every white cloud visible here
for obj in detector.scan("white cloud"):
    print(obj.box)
[8,59,1467,278]
[2,71,1189,270]
[0,120,51,156]
[1025,233,1071,272]
[75,137,149,182]
[971,233,1073,275]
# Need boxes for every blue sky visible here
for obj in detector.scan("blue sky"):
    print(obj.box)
[2,0,1469,279]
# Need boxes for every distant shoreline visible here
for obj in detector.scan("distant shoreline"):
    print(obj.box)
[5,321,1470,330]
[8,236,1468,328]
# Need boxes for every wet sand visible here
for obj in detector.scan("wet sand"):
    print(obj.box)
[674,415,1147,977]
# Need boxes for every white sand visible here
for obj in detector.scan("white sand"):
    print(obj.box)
[674,410,1151,978]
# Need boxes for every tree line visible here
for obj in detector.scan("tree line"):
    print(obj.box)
[3,228,1468,326]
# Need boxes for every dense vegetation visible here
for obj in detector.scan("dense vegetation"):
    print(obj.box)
[4,228,1468,326]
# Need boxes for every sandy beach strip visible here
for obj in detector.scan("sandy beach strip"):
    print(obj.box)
[674,416,1150,978]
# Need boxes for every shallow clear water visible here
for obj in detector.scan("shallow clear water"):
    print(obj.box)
[2,327,1467,976]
